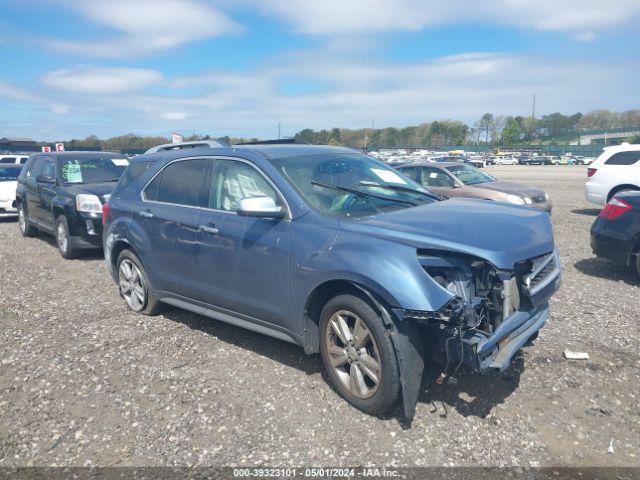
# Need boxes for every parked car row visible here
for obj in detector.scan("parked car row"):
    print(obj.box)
[6,142,566,420]
[586,144,640,277]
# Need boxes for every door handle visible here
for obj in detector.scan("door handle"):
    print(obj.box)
[139,211,154,218]
[199,225,219,235]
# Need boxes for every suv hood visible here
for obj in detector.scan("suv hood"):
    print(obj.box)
[339,198,554,270]
[475,180,545,198]
[64,182,117,201]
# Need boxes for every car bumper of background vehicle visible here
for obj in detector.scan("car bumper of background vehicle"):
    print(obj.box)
[70,213,104,249]
[585,184,606,206]
[450,304,550,373]
[531,202,552,214]
[0,200,17,216]
[590,230,634,266]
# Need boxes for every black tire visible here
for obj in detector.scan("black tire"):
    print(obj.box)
[55,215,79,259]
[319,294,400,415]
[17,203,37,237]
[116,249,161,316]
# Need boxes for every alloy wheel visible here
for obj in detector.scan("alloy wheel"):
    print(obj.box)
[325,310,382,399]
[56,222,68,254]
[18,206,26,233]
[118,259,146,311]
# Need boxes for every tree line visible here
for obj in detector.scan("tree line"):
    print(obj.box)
[55,108,639,151]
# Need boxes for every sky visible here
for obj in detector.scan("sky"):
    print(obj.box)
[0,0,639,141]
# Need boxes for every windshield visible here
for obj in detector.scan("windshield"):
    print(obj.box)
[60,157,129,184]
[270,153,437,218]
[0,166,22,181]
[446,164,496,185]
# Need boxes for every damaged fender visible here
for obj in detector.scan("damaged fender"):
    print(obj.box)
[354,285,424,422]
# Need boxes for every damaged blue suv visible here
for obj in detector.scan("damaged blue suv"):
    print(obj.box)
[103,142,561,420]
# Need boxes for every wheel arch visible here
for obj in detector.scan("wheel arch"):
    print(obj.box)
[607,184,640,202]
[301,279,397,354]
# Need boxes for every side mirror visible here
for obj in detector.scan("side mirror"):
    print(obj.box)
[36,175,55,184]
[237,196,285,219]
[451,183,461,189]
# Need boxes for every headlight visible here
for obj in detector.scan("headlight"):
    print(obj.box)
[523,196,533,205]
[506,194,525,205]
[544,192,549,201]
[76,194,102,213]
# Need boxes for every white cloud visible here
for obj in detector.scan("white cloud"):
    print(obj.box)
[42,67,163,94]
[161,112,188,121]
[575,32,596,42]
[14,52,637,141]
[46,0,242,57]
[257,0,640,35]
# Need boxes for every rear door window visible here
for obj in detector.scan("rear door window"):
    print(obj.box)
[0,157,16,164]
[153,159,208,207]
[604,151,640,165]
[421,167,455,188]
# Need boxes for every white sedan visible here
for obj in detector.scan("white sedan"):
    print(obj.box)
[493,156,519,165]
[0,165,21,217]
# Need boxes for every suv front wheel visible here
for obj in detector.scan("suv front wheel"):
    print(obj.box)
[56,216,79,259]
[319,294,400,415]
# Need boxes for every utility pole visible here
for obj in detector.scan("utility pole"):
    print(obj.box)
[278,122,281,140]
[531,94,536,119]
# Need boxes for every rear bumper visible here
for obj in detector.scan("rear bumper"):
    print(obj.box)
[585,182,606,206]
[591,229,634,266]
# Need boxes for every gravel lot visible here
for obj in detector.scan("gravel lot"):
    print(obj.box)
[0,165,638,468]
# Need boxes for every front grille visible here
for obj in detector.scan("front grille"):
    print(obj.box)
[523,251,559,295]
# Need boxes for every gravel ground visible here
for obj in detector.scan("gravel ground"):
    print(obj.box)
[0,165,638,468]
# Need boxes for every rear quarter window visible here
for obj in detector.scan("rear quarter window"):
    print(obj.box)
[604,151,640,165]
[112,161,153,196]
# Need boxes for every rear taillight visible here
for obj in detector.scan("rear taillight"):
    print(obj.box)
[587,168,597,177]
[599,197,632,220]
[102,202,110,225]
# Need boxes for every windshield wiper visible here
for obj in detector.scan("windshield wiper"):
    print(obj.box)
[358,180,440,200]
[311,181,418,206]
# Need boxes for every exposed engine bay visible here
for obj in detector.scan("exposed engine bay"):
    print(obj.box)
[403,249,560,381]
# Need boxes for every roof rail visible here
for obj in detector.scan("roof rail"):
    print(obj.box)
[235,139,309,145]
[144,140,228,154]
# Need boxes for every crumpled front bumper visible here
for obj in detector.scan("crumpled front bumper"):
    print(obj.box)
[459,304,549,372]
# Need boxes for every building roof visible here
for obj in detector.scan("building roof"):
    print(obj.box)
[0,137,37,143]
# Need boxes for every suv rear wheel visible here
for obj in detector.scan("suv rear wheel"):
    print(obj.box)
[116,249,161,315]
[319,294,400,415]
[17,203,37,237]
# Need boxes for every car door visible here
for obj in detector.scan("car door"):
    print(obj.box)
[24,156,46,224]
[195,158,291,328]
[137,158,209,297]
[419,166,460,197]
[36,158,58,229]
